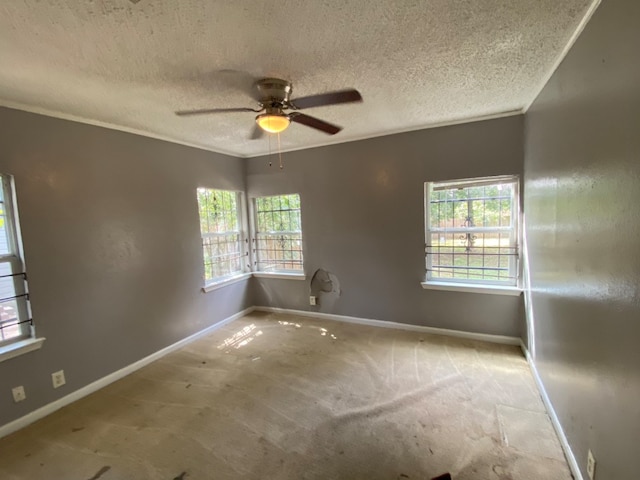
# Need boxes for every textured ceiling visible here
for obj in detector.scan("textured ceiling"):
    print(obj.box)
[0,0,597,157]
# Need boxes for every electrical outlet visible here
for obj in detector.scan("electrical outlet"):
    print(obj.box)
[309,295,317,306]
[587,449,596,480]
[52,370,66,389]
[12,386,26,403]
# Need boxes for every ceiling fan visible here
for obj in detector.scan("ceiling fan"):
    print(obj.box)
[175,77,362,139]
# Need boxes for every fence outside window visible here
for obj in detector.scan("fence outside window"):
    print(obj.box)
[197,188,247,284]
[253,194,303,273]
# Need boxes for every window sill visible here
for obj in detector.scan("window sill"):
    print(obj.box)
[421,281,522,296]
[252,272,306,281]
[202,272,252,293]
[202,271,307,293]
[0,337,46,364]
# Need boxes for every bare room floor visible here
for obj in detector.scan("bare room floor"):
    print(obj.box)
[0,312,571,480]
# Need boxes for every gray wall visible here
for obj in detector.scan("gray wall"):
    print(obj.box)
[523,0,640,478]
[0,107,252,427]
[248,116,525,337]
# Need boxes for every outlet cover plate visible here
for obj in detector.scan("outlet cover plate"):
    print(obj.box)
[12,386,26,403]
[587,449,596,480]
[309,296,317,306]
[52,370,66,388]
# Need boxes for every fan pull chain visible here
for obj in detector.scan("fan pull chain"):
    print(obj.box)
[277,132,284,169]
[268,131,272,167]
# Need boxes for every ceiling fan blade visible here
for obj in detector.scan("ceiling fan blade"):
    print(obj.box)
[289,113,342,135]
[291,89,362,109]
[175,107,259,117]
[249,123,264,140]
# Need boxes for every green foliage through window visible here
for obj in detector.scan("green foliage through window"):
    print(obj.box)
[254,194,303,272]
[196,188,244,282]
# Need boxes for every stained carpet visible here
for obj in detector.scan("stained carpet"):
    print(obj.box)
[0,311,571,479]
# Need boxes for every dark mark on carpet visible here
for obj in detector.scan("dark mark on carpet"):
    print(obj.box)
[432,474,452,480]
[87,466,111,480]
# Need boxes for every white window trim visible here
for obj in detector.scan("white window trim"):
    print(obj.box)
[252,272,306,280]
[0,337,45,363]
[421,281,522,296]
[202,272,252,292]
[424,175,521,289]
[201,271,306,293]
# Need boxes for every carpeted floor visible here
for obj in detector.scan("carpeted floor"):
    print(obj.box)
[0,312,572,479]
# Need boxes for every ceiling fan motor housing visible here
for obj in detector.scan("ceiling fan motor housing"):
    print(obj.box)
[256,78,293,107]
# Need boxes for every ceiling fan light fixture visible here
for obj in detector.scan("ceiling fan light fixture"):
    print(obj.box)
[256,114,290,134]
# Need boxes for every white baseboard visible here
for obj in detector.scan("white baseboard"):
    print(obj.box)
[520,343,584,480]
[519,339,529,358]
[254,306,521,346]
[0,306,254,440]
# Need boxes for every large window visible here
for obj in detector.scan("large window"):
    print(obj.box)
[253,194,303,273]
[425,176,519,286]
[196,188,247,284]
[0,175,32,346]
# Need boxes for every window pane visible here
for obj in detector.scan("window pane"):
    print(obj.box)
[254,194,303,272]
[429,232,515,282]
[202,233,242,281]
[197,189,243,282]
[0,299,21,342]
[0,260,28,343]
[430,183,514,230]
[0,260,19,342]
[0,187,11,256]
[255,233,303,271]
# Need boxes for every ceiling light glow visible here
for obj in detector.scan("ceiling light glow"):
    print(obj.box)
[256,114,290,134]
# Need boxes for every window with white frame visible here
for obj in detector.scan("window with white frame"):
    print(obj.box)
[253,194,303,273]
[0,174,33,347]
[196,188,247,284]
[425,175,520,286]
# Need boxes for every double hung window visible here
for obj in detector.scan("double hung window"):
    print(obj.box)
[253,194,303,273]
[425,176,520,286]
[0,175,32,347]
[196,188,247,285]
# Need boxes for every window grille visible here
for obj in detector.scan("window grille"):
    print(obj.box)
[196,188,246,283]
[0,174,33,347]
[425,175,519,286]
[253,194,303,272]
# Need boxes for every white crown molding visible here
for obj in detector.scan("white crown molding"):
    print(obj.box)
[0,100,240,159]
[243,109,524,158]
[0,99,522,159]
